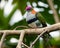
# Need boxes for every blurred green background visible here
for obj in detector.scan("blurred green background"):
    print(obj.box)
[0,0,60,48]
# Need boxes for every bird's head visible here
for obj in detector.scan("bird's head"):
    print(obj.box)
[26,6,36,14]
[25,6,32,11]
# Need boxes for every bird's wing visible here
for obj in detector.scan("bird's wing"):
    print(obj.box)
[36,12,47,27]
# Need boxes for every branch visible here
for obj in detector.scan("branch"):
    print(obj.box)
[14,26,29,30]
[22,42,29,48]
[0,23,60,34]
[29,29,47,48]
[16,31,25,48]
[0,23,60,48]
[0,32,7,48]
[47,0,60,23]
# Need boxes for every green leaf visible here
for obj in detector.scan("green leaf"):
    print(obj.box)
[0,9,5,25]
[0,9,8,29]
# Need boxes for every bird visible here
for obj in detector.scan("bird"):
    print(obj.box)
[25,6,52,48]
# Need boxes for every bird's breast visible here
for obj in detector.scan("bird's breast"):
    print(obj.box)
[28,22,37,28]
[26,12,36,21]
[28,20,42,28]
[26,12,42,28]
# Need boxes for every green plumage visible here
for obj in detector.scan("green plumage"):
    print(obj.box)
[36,12,47,27]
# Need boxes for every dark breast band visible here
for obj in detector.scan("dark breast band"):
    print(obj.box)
[27,18,37,24]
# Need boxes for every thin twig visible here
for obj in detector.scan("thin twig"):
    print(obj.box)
[0,32,7,48]
[47,0,60,23]
[14,26,29,30]
[29,29,47,48]
[22,42,29,48]
[16,31,25,48]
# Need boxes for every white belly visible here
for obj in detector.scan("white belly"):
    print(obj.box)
[28,22,37,28]
[28,20,42,28]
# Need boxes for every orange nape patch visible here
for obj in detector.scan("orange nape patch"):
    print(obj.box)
[31,9,36,14]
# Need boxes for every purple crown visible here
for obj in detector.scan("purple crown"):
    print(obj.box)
[26,6,32,10]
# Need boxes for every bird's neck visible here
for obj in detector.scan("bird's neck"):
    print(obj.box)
[31,9,36,14]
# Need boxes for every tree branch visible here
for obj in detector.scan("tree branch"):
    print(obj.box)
[0,32,7,48]
[22,42,29,48]
[0,23,60,34]
[47,0,60,23]
[0,23,60,48]
[29,29,47,48]
[16,31,25,48]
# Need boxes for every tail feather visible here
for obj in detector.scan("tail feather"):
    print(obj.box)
[42,32,52,48]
